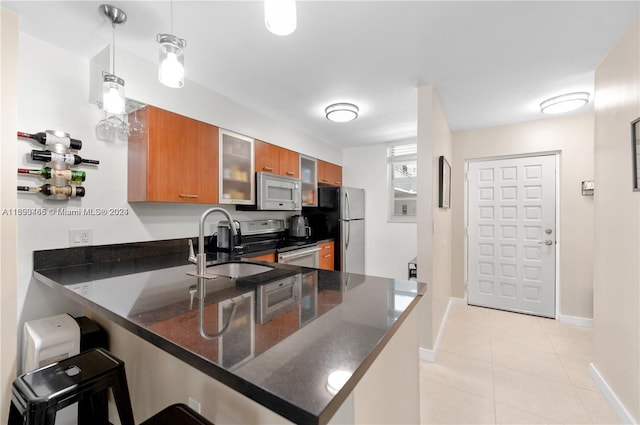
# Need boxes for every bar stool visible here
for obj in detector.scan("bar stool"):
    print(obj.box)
[141,404,215,425]
[8,348,135,425]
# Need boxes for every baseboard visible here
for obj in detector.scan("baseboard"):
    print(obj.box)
[589,362,638,424]
[419,297,466,363]
[557,313,593,328]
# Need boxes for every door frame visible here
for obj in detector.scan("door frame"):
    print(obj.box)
[463,151,561,318]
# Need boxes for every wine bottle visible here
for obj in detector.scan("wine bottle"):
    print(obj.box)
[18,167,86,183]
[18,131,82,150]
[30,150,99,165]
[17,184,85,197]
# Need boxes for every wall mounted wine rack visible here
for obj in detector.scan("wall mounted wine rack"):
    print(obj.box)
[17,130,99,200]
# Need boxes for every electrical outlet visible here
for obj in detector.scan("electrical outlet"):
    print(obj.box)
[188,397,201,414]
[69,229,93,246]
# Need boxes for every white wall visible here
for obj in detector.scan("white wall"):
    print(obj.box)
[0,8,19,422]
[417,85,453,350]
[343,143,417,280]
[592,19,639,423]
[452,113,595,319]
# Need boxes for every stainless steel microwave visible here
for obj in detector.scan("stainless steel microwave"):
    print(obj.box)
[254,172,301,211]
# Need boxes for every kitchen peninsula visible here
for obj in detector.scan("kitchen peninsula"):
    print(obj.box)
[32,239,426,425]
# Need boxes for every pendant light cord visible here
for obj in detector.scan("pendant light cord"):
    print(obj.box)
[170,0,174,34]
[111,22,116,74]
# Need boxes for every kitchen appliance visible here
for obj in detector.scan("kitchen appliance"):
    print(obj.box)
[277,245,320,268]
[305,186,365,273]
[238,172,301,211]
[257,273,301,324]
[288,215,310,239]
[216,220,241,251]
[22,313,81,425]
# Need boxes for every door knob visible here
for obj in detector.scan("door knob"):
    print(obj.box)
[538,240,553,246]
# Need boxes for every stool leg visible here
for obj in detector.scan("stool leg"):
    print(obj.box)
[85,390,110,425]
[7,402,23,425]
[110,370,135,425]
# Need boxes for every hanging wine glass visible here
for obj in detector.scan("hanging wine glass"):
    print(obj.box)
[96,110,116,141]
[129,108,145,139]
[117,115,130,140]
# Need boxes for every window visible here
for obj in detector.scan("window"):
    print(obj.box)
[388,142,417,222]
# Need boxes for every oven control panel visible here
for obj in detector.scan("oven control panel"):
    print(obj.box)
[240,219,285,236]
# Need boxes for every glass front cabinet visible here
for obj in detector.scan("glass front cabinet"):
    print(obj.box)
[300,155,317,206]
[219,129,255,204]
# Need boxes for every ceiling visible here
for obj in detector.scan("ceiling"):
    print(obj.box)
[3,1,639,148]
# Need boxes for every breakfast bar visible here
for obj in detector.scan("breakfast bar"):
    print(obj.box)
[32,240,426,425]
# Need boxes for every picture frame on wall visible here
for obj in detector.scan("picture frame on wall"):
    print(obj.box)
[632,117,640,192]
[439,155,451,208]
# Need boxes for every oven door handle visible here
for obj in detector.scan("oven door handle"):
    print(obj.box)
[278,247,321,261]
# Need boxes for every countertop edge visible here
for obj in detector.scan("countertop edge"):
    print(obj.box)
[34,269,425,425]
[33,270,318,425]
[317,289,424,424]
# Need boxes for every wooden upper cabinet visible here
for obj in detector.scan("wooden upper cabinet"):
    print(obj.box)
[279,147,300,179]
[254,140,300,178]
[128,105,218,203]
[317,160,343,187]
[254,140,280,174]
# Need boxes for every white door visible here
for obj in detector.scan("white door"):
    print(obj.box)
[467,155,556,317]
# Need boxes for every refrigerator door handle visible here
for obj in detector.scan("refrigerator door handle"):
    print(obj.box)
[345,219,351,250]
[344,189,351,220]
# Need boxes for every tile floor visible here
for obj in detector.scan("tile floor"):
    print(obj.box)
[419,304,620,424]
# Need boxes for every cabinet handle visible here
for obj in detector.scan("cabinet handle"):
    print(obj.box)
[285,171,295,176]
[323,254,331,258]
[323,245,331,249]
[179,194,199,198]
[335,181,342,185]
[262,166,274,172]
[321,178,329,183]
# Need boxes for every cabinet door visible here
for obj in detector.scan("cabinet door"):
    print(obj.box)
[317,160,342,187]
[219,129,255,204]
[300,156,317,206]
[247,252,276,262]
[129,105,218,203]
[279,148,300,179]
[332,164,343,186]
[254,140,280,174]
[318,241,334,270]
[317,160,332,186]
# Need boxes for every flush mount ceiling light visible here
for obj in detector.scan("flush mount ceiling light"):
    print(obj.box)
[157,0,186,88]
[100,4,127,115]
[325,103,359,123]
[264,0,297,36]
[540,92,590,114]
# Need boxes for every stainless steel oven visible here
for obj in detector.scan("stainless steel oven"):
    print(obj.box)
[257,274,301,324]
[277,245,320,268]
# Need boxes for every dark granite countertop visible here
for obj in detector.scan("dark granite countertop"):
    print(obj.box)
[33,239,425,425]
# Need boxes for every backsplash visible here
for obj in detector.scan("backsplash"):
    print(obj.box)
[33,237,195,272]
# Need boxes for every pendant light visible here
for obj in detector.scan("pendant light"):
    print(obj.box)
[100,4,127,115]
[157,0,186,88]
[264,0,297,36]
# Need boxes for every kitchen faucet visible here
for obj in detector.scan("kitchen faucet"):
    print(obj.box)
[187,207,239,340]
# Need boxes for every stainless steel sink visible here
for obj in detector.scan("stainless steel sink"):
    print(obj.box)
[206,262,274,279]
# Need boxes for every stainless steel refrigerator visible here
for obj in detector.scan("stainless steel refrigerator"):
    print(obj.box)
[306,186,365,274]
[339,186,365,274]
